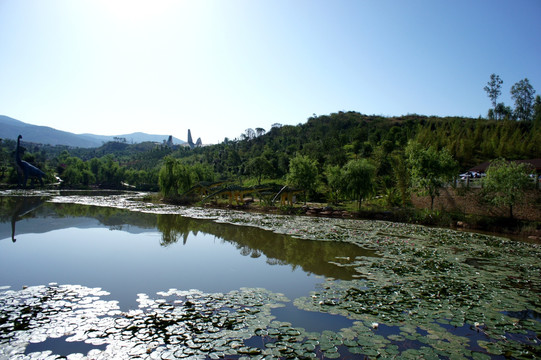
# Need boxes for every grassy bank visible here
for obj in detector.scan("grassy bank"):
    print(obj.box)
[156,191,541,242]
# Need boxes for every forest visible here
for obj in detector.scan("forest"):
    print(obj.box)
[1,73,541,216]
[1,108,540,209]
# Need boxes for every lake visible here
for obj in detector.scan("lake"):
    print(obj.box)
[0,191,540,359]
[1,197,370,310]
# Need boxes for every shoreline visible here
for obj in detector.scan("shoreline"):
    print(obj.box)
[194,199,541,243]
[1,187,539,243]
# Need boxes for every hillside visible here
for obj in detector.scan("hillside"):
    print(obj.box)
[1,111,540,196]
[173,112,541,175]
[0,115,185,148]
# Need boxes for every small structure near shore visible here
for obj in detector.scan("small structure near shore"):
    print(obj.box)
[460,158,541,188]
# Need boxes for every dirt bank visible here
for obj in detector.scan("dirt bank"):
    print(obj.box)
[411,188,541,222]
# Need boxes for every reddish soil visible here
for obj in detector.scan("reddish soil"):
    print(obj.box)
[411,188,541,222]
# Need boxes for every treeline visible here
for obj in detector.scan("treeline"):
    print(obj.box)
[0,139,165,190]
[174,112,540,182]
[1,112,540,207]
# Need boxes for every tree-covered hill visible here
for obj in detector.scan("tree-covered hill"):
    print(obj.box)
[171,112,541,177]
[1,111,540,198]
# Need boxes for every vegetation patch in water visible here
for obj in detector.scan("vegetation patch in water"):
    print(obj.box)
[2,191,540,358]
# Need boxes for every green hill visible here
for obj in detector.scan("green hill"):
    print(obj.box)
[2,111,540,195]
[170,112,541,175]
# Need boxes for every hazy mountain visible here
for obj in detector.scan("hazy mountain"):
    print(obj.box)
[0,115,185,148]
[80,132,186,146]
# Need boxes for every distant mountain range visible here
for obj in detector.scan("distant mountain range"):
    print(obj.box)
[0,115,185,148]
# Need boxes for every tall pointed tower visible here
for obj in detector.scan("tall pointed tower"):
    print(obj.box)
[187,129,195,149]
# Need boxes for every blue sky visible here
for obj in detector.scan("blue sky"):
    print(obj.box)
[1,0,540,144]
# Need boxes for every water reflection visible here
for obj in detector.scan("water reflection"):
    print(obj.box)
[156,213,377,280]
[0,196,45,242]
[1,197,376,281]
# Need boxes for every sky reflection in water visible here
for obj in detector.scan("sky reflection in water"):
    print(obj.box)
[0,197,370,311]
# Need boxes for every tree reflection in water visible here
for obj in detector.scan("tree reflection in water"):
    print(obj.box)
[1,197,378,281]
[156,213,378,280]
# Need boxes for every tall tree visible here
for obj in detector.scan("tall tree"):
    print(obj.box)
[484,74,503,119]
[481,159,532,219]
[406,141,457,210]
[511,78,536,121]
[341,158,376,209]
[286,154,318,204]
[246,156,272,185]
[158,157,194,198]
[325,164,344,204]
[533,95,541,129]
[494,102,513,121]
[244,128,256,140]
[390,151,410,207]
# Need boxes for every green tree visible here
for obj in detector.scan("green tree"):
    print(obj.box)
[511,78,536,121]
[158,157,214,199]
[494,102,513,121]
[190,163,215,184]
[158,157,178,197]
[89,158,101,182]
[325,164,344,204]
[246,156,272,185]
[484,74,503,118]
[158,157,192,197]
[286,154,318,204]
[0,139,8,180]
[55,155,96,187]
[98,156,124,188]
[406,141,457,210]
[390,151,410,207]
[481,159,532,219]
[341,158,376,209]
[533,95,541,129]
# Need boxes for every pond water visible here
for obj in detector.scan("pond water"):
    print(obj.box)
[1,198,369,311]
[0,191,540,359]
[0,194,370,358]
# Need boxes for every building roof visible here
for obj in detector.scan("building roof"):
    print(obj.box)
[468,159,541,173]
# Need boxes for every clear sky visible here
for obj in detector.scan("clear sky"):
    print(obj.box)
[1,0,540,144]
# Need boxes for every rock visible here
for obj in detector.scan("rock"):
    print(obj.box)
[457,221,469,228]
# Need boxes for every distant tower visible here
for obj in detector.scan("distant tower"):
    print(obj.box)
[187,129,195,149]
[167,135,173,147]
[195,137,202,147]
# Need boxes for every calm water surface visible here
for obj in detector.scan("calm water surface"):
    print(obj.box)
[2,194,540,359]
[0,195,368,316]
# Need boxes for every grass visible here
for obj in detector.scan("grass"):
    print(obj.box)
[155,187,541,242]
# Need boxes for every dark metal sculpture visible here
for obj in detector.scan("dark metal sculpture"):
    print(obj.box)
[15,135,46,187]
[10,197,44,242]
